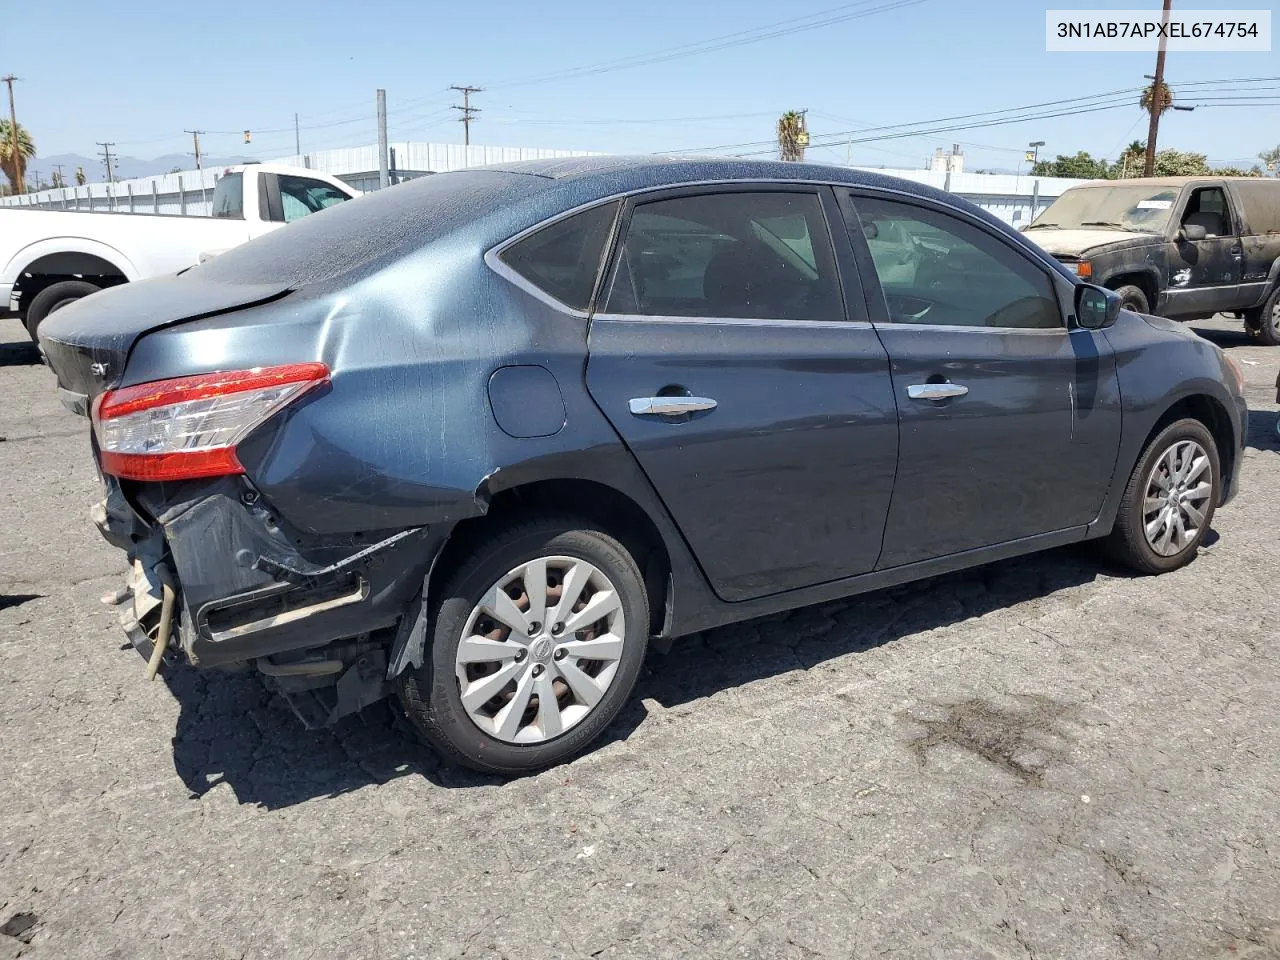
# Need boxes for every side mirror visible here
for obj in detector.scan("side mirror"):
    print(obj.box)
[1075,283,1122,329]
[1179,223,1207,242]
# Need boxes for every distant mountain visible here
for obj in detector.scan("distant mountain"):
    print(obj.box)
[29,152,259,184]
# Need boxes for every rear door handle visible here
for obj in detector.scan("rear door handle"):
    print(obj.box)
[629,396,718,417]
[907,383,968,401]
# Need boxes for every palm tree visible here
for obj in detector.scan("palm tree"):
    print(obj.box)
[777,110,807,163]
[1117,140,1147,178]
[1140,81,1174,118]
[0,119,35,193]
[75,166,87,186]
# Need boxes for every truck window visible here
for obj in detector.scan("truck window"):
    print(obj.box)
[211,173,244,219]
[1182,187,1233,238]
[277,176,351,224]
[1233,181,1280,235]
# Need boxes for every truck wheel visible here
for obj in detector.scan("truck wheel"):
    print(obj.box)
[397,515,649,775]
[1247,285,1280,346]
[1105,418,1220,576]
[24,280,101,341]
[1113,284,1149,314]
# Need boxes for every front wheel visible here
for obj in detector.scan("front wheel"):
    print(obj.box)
[1106,418,1220,575]
[1112,284,1149,314]
[397,517,649,774]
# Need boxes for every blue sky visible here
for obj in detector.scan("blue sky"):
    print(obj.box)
[9,0,1277,172]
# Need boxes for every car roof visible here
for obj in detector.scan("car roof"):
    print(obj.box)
[483,154,921,189]
[1069,176,1278,189]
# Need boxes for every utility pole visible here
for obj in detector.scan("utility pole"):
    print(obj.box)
[185,129,204,169]
[294,112,301,156]
[376,89,389,190]
[97,142,116,183]
[53,163,64,187]
[2,74,22,194]
[450,85,482,146]
[1143,0,1174,177]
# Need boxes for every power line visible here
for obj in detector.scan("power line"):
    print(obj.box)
[488,0,927,90]
[732,94,1280,159]
[668,87,1141,154]
[485,110,778,126]
[735,101,1141,157]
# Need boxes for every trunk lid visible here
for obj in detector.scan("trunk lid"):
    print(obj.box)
[38,273,291,400]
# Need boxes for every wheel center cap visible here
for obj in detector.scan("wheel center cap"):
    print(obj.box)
[531,636,554,663]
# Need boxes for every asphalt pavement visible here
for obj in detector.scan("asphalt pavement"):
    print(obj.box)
[1,315,1277,960]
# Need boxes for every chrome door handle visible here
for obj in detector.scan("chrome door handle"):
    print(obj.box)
[629,396,718,417]
[907,383,968,401]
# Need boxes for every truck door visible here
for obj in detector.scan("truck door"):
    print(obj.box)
[1164,184,1243,317]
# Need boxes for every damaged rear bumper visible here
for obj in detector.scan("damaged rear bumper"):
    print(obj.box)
[97,475,447,724]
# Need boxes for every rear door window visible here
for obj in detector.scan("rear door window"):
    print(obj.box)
[211,173,244,219]
[276,175,352,223]
[498,201,620,311]
[603,191,844,322]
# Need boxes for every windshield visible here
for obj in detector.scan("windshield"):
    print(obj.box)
[1028,185,1178,233]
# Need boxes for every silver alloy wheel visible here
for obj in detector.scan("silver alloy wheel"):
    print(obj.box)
[454,556,626,744]
[1142,439,1213,557]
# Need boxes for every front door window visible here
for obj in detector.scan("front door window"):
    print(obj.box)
[603,191,845,323]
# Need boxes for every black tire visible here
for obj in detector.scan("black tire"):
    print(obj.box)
[1244,285,1280,346]
[1113,284,1149,314]
[397,516,649,775]
[1105,418,1220,575]
[24,280,101,341]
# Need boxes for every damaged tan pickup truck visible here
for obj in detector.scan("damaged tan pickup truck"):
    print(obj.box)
[1023,176,1280,344]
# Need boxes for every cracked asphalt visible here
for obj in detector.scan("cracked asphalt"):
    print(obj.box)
[1,315,1277,960]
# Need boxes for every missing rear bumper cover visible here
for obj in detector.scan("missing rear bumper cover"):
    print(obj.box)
[203,576,370,642]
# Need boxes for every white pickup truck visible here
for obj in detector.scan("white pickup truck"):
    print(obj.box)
[1,163,359,339]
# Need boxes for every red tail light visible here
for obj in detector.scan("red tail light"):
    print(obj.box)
[92,363,329,482]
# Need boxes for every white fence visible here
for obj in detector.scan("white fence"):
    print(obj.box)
[0,143,602,217]
[850,167,1089,225]
[4,167,222,216]
[1,143,1087,226]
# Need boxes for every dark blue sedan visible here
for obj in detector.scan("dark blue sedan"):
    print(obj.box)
[38,157,1248,773]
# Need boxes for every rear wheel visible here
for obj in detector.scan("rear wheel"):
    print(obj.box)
[1244,285,1280,346]
[1106,418,1220,575]
[1113,284,1149,314]
[24,280,101,341]
[397,516,649,774]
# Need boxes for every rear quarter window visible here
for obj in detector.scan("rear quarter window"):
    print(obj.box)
[498,202,620,311]
[211,173,244,219]
[1234,180,1280,234]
